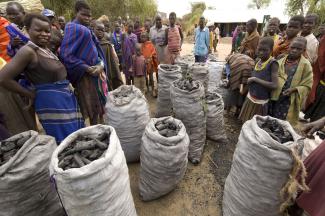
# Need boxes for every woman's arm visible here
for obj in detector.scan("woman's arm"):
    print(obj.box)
[249,61,279,90]
[0,46,34,99]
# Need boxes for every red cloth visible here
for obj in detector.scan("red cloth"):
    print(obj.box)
[141,41,158,73]
[306,35,325,109]
[296,140,325,216]
[0,17,11,62]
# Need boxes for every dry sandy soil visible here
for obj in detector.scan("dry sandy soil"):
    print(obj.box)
[128,38,241,216]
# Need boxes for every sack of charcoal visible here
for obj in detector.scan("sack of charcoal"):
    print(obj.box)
[223,116,308,216]
[188,63,209,95]
[0,131,64,216]
[206,89,227,142]
[206,59,225,91]
[171,77,206,164]
[156,64,182,117]
[49,125,137,216]
[139,117,189,201]
[105,85,150,162]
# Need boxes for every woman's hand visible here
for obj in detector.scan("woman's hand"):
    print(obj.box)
[302,117,325,137]
[283,88,297,96]
[12,36,24,47]
[23,90,36,110]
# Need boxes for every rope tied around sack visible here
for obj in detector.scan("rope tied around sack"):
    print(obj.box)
[279,148,309,216]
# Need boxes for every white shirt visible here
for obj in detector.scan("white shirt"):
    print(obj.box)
[305,33,319,64]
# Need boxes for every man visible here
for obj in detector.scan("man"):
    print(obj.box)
[42,9,59,30]
[58,16,66,32]
[213,23,220,52]
[111,22,123,71]
[60,0,108,125]
[149,15,167,64]
[144,19,151,34]
[239,18,260,59]
[273,15,305,59]
[133,18,143,43]
[165,12,183,64]
[301,14,319,64]
[194,16,209,62]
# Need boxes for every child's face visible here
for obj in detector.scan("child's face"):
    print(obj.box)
[128,24,134,34]
[246,22,255,34]
[94,23,105,40]
[302,17,316,35]
[256,43,272,60]
[136,47,141,55]
[288,39,305,60]
[49,37,61,53]
[140,34,148,43]
[286,20,301,39]
[267,20,279,35]
[169,15,176,25]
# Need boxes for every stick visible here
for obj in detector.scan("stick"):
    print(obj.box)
[207,155,218,169]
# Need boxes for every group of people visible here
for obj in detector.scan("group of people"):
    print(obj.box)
[0,0,187,143]
[225,14,324,128]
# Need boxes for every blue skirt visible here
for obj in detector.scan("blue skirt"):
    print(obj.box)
[34,80,84,143]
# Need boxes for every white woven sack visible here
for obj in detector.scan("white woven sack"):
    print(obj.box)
[139,117,189,201]
[206,89,227,142]
[223,116,302,216]
[0,131,64,216]
[49,125,137,216]
[188,63,209,95]
[105,85,150,162]
[170,80,206,163]
[156,64,182,117]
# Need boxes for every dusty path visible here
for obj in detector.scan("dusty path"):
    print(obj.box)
[127,38,240,216]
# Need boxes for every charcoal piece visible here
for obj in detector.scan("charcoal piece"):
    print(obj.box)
[16,136,30,148]
[1,141,16,152]
[257,119,294,144]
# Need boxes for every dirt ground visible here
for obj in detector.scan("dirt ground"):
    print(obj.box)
[128,38,241,216]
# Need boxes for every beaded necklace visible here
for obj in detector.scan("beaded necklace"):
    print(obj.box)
[254,56,272,71]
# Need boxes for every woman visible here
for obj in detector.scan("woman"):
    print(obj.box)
[0,2,37,136]
[0,14,84,143]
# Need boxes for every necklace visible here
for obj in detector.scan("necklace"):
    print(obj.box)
[28,41,59,61]
[254,56,272,71]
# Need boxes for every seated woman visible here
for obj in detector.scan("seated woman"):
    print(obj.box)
[0,14,84,143]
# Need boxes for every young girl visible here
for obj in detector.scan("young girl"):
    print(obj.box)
[165,12,183,64]
[269,37,313,126]
[141,32,158,97]
[239,37,279,122]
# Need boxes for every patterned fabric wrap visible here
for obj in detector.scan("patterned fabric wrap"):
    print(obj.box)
[34,80,84,143]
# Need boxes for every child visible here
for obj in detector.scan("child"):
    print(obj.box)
[165,12,183,64]
[122,22,138,85]
[273,15,305,59]
[132,43,146,94]
[263,17,281,42]
[239,37,279,122]
[94,21,123,90]
[301,14,319,64]
[239,19,260,59]
[269,37,313,126]
[49,28,63,56]
[141,31,158,97]
[208,24,214,53]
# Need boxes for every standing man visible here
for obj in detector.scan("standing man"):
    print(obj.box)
[165,12,183,64]
[301,14,319,64]
[58,16,66,33]
[60,0,108,125]
[213,23,220,52]
[150,15,167,64]
[194,16,209,63]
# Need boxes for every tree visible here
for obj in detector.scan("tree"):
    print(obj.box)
[41,0,157,21]
[181,2,206,34]
[286,0,325,23]
[248,0,271,9]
